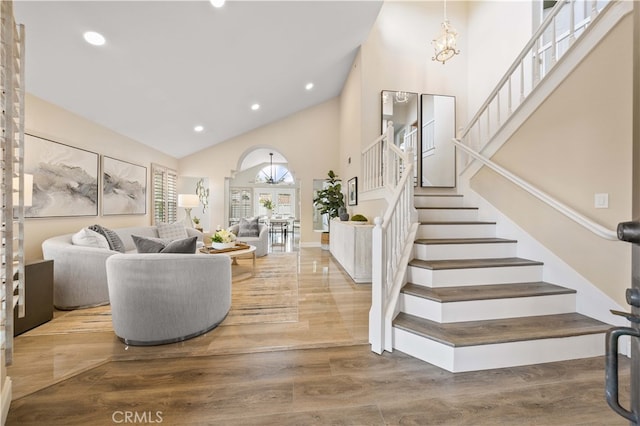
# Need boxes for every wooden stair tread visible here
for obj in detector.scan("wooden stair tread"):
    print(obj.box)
[401,282,576,303]
[409,257,543,270]
[414,237,517,245]
[420,221,496,225]
[415,207,478,210]
[393,312,610,347]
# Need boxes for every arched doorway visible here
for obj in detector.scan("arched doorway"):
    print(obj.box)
[225,148,300,252]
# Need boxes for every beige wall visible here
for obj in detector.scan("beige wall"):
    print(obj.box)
[24,94,178,261]
[466,1,532,116]
[179,98,340,245]
[339,1,470,221]
[471,15,634,306]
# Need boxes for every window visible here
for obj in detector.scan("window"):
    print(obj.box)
[151,163,177,224]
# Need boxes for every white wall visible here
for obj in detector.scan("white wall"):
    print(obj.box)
[24,94,178,260]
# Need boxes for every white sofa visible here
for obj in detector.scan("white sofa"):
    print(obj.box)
[41,226,204,310]
[106,253,231,345]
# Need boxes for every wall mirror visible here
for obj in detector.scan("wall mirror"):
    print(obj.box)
[381,90,419,185]
[421,94,456,187]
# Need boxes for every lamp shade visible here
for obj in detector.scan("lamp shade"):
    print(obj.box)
[13,173,33,207]
[178,193,199,208]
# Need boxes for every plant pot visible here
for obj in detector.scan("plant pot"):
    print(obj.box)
[320,232,330,250]
[212,242,235,250]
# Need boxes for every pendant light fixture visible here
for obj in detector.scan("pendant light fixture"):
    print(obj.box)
[432,0,460,64]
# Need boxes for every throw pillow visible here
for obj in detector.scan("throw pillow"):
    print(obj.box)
[157,222,189,240]
[71,228,110,249]
[161,236,197,254]
[89,224,126,253]
[237,217,259,238]
[132,235,197,254]
[132,235,165,253]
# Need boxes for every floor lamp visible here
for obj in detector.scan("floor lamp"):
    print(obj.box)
[178,194,200,227]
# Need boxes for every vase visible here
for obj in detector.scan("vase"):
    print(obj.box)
[212,242,235,250]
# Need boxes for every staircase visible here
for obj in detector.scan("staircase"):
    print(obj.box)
[391,193,611,373]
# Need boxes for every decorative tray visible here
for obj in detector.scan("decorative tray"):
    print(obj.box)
[199,243,250,254]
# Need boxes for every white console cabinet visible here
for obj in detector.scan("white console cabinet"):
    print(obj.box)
[329,219,373,283]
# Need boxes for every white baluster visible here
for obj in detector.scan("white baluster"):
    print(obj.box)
[369,216,384,354]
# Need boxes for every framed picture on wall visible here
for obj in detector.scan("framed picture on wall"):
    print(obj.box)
[102,156,147,215]
[348,177,358,206]
[24,134,99,218]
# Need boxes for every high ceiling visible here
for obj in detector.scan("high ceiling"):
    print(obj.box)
[14,1,383,159]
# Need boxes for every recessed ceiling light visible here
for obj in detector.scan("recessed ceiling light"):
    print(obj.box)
[210,0,225,8]
[251,103,260,111]
[305,82,314,91]
[83,31,106,46]
[194,125,204,132]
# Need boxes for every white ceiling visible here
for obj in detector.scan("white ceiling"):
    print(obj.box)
[14,1,383,159]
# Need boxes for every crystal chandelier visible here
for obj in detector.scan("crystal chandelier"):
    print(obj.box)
[432,0,460,64]
[394,91,409,103]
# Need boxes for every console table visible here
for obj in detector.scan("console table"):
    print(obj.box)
[329,219,373,283]
[14,259,53,336]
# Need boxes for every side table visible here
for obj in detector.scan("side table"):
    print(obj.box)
[14,259,54,336]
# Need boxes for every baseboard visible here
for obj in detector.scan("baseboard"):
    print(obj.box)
[299,242,321,248]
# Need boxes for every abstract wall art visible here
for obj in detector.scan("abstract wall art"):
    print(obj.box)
[102,156,147,215]
[24,134,99,218]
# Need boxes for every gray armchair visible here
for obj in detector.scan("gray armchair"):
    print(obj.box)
[228,224,269,257]
[106,253,231,345]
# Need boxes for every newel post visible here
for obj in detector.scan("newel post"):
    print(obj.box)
[369,216,385,354]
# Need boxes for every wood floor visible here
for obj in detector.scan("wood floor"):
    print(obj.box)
[6,248,630,425]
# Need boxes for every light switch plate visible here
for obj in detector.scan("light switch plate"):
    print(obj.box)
[594,193,609,209]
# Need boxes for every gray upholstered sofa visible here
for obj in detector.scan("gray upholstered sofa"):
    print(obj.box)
[229,224,269,257]
[41,225,204,310]
[106,253,231,345]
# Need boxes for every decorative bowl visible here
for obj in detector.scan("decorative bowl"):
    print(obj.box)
[212,242,235,250]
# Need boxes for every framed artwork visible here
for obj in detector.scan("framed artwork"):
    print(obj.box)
[24,134,99,218]
[102,156,147,215]
[348,177,358,206]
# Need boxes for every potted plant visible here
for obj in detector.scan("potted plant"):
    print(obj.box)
[261,198,275,218]
[192,216,203,232]
[210,229,237,250]
[313,170,345,249]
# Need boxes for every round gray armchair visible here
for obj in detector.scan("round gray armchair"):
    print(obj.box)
[106,253,231,345]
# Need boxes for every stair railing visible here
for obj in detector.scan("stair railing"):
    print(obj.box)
[452,139,617,240]
[362,122,394,193]
[458,0,610,168]
[367,138,419,354]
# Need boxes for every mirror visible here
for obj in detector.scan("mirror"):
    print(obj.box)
[381,90,419,185]
[421,94,456,187]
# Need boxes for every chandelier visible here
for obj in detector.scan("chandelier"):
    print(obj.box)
[394,91,409,103]
[432,0,460,64]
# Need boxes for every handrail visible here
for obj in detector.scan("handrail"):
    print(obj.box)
[452,138,618,240]
[460,0,569,137]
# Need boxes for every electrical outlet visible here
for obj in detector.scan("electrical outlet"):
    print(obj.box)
[594,193,609,209]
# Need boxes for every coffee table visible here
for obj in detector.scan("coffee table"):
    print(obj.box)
[200,244,256,281]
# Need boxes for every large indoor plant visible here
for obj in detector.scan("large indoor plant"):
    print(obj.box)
[313,170,345,249]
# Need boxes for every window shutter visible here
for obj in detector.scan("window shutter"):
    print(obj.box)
[151,163,178,224]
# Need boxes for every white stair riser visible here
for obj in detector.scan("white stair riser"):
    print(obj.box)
[414,196,463,208]
[418,208,478,222]
[399,293,576,323]
[393,328,605,372]
[414,242,517,261]
[408,264,543,287]
[418,224,496,239]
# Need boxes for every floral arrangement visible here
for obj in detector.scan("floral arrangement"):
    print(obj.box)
[211,229,236,244]
[261,199,274,210]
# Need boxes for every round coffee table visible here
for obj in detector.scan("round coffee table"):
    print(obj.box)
[201,244,256,281]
